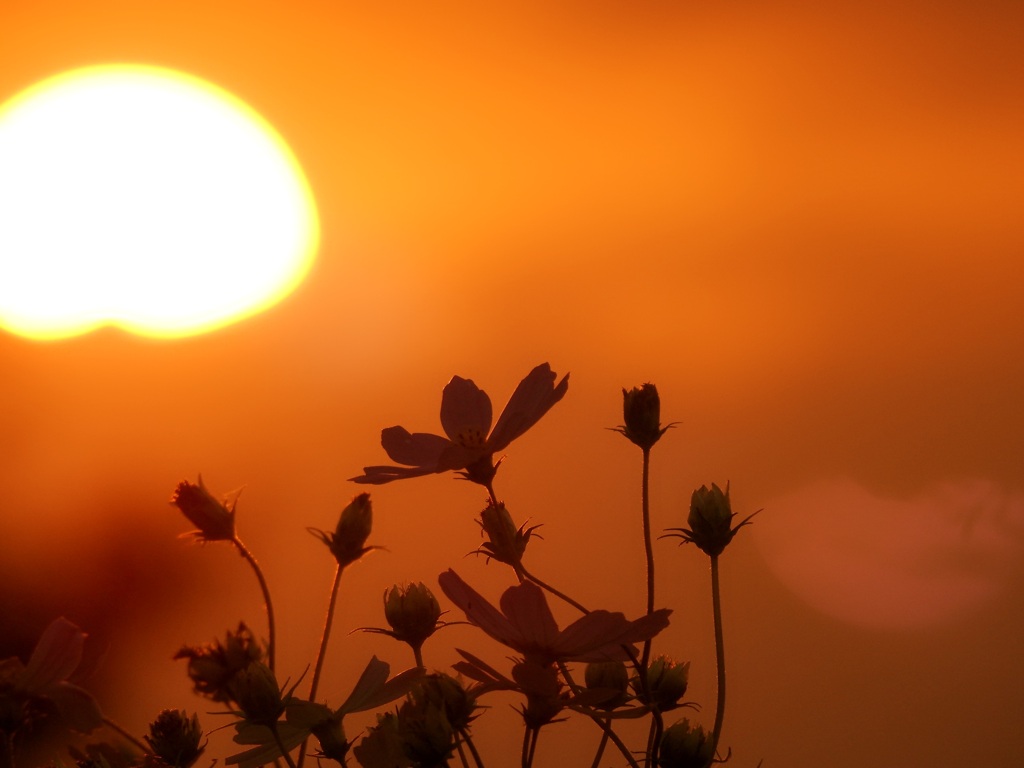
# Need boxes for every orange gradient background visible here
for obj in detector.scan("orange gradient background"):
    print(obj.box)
[1,2,1022,767]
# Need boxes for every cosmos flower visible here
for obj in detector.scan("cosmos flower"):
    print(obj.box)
[437,570,670,666]
[351,363,569,489]
[0,617,103,737]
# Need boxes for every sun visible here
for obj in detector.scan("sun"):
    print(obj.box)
[0,65,319,340]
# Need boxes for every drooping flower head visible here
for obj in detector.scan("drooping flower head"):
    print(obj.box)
[170,475,237,543]
[437,569,670,666]
[351,363,568,491]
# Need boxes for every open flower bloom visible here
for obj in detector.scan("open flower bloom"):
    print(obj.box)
[351,363,568,488]
[438,570,670,666]
[0,617,103,736]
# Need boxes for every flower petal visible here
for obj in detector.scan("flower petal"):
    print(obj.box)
[350,464,439,484]
[438,570,523,650]
[497,582,561,658]
[18,617,84,694]
[381,427,451,468]
[440,376,493,445]
[488,364,569,452]
[557,608,672,662]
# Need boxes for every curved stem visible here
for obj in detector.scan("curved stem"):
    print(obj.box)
[232,536,276,672]
[102,715,148,753]
[521,725,532,768]
[298,563,344,768]
[710,554,726,757]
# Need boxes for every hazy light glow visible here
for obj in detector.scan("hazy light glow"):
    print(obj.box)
[0,65,319,339]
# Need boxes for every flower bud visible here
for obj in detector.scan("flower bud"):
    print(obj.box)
[476,502,539,567]
[310,715,349,764]
[412,674,476,732]
[618,384,669,450]
[384,583,442,651]
[352,713,410,768]
[144,709,205,768]
[228,661,284,727]
[173,623,263,703]
[659,719,714,768]
[584,661,630,710]
[637,656,690,710]
[666,482,757,557]
[170,476,235,542]
[396,694,455,767]
[310,493,377,568]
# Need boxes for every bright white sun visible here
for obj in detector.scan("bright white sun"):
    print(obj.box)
[0,65,319,340]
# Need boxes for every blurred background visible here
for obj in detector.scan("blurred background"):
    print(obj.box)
[1,1,1022,766]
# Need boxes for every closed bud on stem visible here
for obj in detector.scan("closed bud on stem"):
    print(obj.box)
[475,502,540,568]
[635,656,690,710]
[170,476,236,542]
[311,716,350,764]
[384,583,442,651]
[310,493,378,568]
[412,674,476,732]
[659,719,714,768]
[144,709,205,768]
[228,661,284,727]
[584,661,630,710]
[665,482,758,557]
[617,383,670,450]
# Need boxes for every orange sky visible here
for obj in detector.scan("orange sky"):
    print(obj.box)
[1,1,1022,767]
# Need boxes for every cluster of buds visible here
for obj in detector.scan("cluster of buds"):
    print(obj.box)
[475,502,541,569]
[665,482,758,557]
[309,493,379,569]
[353,674,476,768]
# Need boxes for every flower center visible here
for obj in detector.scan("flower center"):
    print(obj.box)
[454,428,488,450]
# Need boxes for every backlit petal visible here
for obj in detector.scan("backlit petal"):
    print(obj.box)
[350,464,440,484]
[438,569,523,649]
[488,363,569,452]
[19,617,84,694]
[558,608,672,662]
[440,376,493,445]
[380,426,451,467]
[497,582,561,655]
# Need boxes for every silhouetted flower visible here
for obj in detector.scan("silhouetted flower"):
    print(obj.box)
[308,493,379,569]
[665,482,758,557]
[173,623,263,704]
[585,661,630,710]
[351,363,568,489]
[438,570,670,665]
[170,476,237,542]
[615,383,671,449]
[0,617,103,739]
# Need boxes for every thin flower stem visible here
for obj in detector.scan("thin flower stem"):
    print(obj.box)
[102,715,148,753]
[460,727,486,768]
[455,733,471,768]
[232,536,277,672]
[640,446,655,667]
[298,562,344,768]
[521,725,532,768]
[526,727,540,768]
[413,644,425,669]
[710,554,727,758]
[271,723,299,768]
[558,663,641,768]
[589,721,611,768]
[519,566,589,614]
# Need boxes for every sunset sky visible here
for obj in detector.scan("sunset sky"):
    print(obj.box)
[1,1,1022,766]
